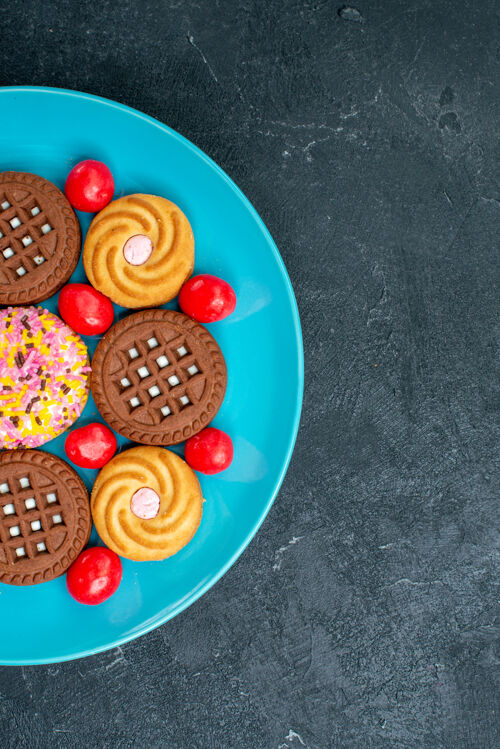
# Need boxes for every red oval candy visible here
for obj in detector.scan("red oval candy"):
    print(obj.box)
[58,283,114,336]
[65,159,114,212]
[66,547,122,605]
[65,423,117,469]
[179,274,236,323]
[184,427,233,474]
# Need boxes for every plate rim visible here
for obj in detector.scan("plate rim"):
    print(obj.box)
[0,85,304,665]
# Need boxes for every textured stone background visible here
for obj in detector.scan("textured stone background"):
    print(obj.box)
[0,0,499,747]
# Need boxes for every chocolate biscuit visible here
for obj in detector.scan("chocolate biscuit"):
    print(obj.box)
[0,450,91,586]
[0,172,81,305]
[91,309,227,445]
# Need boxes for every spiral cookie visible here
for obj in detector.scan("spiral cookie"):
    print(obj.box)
[91,309,227,446]
[0,450,91,586]
[0,306,90,449]
[0,172,81,305]
[83,194,194,308]
[91,446,203,561]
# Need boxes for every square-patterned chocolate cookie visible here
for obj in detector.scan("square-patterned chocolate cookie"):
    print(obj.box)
[91,310,227,445]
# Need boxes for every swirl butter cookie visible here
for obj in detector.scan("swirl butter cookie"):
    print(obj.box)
[0,172,81,305]
[83,194,194,308]
[91,446,203,561]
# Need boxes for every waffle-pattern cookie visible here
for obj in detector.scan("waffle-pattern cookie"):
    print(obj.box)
[0,450,91,586]
[83,194,194,308]
[91,309,227,445]
[91,446,203,561]
[0,172,81,305]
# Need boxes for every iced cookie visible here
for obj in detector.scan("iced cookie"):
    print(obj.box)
[0,450,91,586]
[91,309,226,445]
[83,194,194,308]
[91,446,203,561]
[0,172,81,305]
[0,307,90,449]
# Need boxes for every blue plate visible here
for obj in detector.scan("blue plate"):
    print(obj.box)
[0,86,303,664]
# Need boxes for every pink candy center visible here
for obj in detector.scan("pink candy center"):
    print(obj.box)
[123,234,153,266]
[130,487,160,519]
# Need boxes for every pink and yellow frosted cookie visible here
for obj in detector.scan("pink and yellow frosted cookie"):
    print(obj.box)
[0,306,90,449]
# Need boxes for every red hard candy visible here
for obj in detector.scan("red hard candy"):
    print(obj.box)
[58,283,114,336]
[67,547,122,605]
[185,427,234,474]
[65,159,114,212]
[65,423,117,469]
[179,274,236,323]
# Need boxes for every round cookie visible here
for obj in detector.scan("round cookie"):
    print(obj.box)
[0,172,81,305]
[0,450,91,586]
[91,446,203,561]
[0,306,90,449]
[91,309,227,446]
[83,194,194,308]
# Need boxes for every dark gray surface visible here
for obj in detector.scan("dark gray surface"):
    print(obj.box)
[0,1,499,747]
